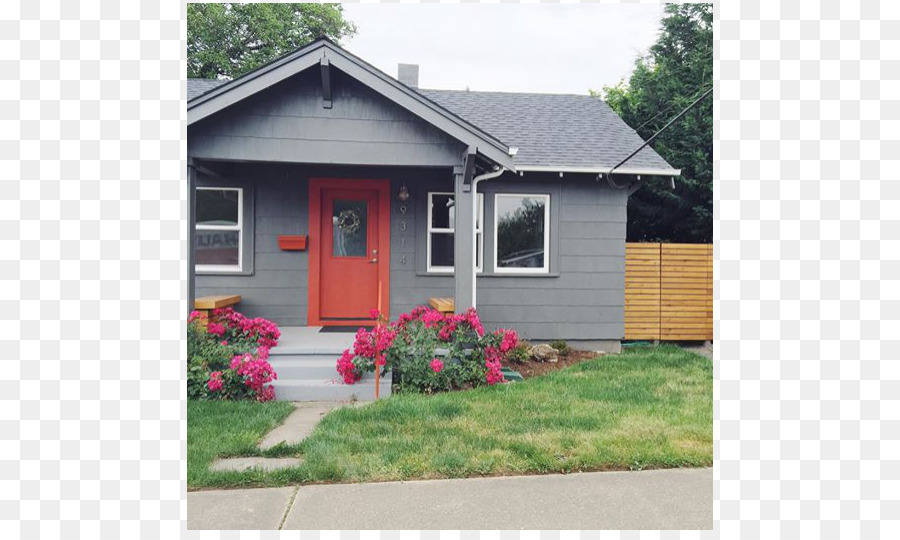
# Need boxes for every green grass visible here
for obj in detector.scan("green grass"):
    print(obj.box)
[188,345,712,489]
[187,400,295,488]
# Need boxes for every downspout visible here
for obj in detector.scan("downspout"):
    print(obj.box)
[470,166,506,308]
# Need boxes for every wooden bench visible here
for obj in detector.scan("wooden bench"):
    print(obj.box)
[428,297,454,315]
[194,295,241,328]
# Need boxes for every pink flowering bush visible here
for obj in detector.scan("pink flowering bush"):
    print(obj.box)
[187,309,280,402]
[211,307,281,349]
[335,306,518,393]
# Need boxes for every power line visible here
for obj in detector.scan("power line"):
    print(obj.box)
[634,81,713,132]
[607,85,713,181]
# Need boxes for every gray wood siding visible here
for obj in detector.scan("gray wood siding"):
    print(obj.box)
[196,172,310,326]
[194,168,626,340]
[403,172,627,341]
[188,68,466,167]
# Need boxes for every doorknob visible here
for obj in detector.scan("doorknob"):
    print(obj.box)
[368,258,378,263]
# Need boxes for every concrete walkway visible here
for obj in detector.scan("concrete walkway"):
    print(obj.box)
[210,402,343,472]
[187,467,712,530]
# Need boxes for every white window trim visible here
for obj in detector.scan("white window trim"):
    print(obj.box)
[196,187,243,273]
[426,192,483,274]
[493,193,551,275]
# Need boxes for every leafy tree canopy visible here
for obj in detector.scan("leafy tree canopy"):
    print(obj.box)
[188,3,357,80]
[596,4,713,243]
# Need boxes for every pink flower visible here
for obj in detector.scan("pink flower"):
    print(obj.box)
[430,358,444,373]
[207,322,225,336]
[485,364,505,385]
[422,309,445,328]
[369,309,381,320]
[220,340,228,346]
[497,329,519,353]
[189,310,202,322]
[257,385,276,402]
[207,371,223,392]
[336,349,361,384]
[464,308,485,337]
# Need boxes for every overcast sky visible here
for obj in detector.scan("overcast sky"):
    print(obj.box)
[341,4,664,95]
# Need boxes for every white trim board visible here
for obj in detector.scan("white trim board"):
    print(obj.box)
[426,192,483,274]
[195,186,243,273]
[515,165,682,176]
[493,193,551,275]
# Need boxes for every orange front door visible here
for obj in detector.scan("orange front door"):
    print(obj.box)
[309,179,390,326]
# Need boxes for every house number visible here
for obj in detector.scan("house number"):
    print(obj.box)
[401,255,407,264]
[399,220,407,231]
[399,205,407,214]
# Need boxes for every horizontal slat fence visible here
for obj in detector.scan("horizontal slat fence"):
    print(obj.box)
[624,243,712,341]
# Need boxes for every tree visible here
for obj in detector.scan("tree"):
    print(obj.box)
[188,3,357,80]
[598,4,713,243]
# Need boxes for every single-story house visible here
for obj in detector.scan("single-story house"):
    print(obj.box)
[187,38,679,352]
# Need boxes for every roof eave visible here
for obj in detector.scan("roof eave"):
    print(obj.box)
[515,165,681,176]
[187,39,515,171]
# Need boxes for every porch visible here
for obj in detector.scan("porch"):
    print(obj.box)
[268,325,389,402]
[189,159,486,329]
[276,326,355,354]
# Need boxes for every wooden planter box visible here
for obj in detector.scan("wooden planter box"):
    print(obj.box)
[193,294,241,328]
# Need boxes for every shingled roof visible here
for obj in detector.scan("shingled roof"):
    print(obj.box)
[187,80,677,174]
[187,78,227,101]
[417,89,674,173]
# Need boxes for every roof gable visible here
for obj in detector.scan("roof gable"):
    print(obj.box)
[187,39,514,170]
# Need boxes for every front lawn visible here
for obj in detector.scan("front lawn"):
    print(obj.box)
[188,345,712,489]
[187,400,295,488]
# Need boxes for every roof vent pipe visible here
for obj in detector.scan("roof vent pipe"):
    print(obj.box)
[398,63,419,88]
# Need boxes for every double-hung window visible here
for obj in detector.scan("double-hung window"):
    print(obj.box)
[427,192,484,273]
[494,193,550,274]
[195,187,243,272]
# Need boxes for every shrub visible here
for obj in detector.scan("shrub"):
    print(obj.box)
[549,339,571,354]
[335,307,520,393]
[208,307,281,349]
[506,341,532,364]
[187,310,279,402]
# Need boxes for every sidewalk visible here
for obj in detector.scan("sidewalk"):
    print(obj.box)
[187,467,712,530]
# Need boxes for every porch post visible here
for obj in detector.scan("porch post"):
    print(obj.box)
[187,158,197,316]
[453,149,477,313]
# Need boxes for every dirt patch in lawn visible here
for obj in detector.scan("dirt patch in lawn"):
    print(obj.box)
[502,349,600,379]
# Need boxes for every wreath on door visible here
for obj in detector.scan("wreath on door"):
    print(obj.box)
[337,209,361,235]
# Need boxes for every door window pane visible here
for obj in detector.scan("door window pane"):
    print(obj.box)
[332,199,368,257]
[197,189,239,226]
[196,230,240,266]
[496,195,548,270]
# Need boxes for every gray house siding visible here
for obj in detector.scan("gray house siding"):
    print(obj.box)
[403,171,626,342]
[188,67,466,167]
[195,164,456,327]
[195,168,626,343]
[195,172,310,325]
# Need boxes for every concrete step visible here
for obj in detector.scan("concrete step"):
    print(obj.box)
[268,356,343,380]
[271,373,392,402]
[270,344,349,356]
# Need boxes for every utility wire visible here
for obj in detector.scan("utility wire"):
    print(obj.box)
[634,81,713,132]
[607,84,713,184]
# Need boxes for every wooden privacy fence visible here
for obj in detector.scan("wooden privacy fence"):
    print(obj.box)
[625,243,713,341]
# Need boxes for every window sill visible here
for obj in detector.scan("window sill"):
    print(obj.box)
[416,270,559,278]
[196,269,255,277]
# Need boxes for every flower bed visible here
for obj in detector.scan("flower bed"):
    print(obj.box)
[336,307,518,393]
[187,308,281,402]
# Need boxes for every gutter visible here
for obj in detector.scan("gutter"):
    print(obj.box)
[517,165,681,176]
[470,166,506,308]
